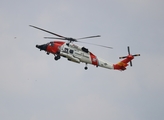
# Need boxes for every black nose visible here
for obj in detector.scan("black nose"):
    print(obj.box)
[36,44,47,51]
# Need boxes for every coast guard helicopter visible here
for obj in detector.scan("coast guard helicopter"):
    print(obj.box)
[30,25,140,71]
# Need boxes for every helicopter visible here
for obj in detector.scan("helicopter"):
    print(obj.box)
[30,25,140,70]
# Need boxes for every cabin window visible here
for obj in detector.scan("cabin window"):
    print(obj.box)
[66,43,70,46]
[50,42,54,46]
[81,47,89,53]
[69,49,74,54]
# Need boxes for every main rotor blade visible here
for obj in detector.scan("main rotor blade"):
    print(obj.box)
[76,35,101,40]
[44,35,101,42]
[44,37,66,40]
[29,25,66,38]
[78,41,113,49]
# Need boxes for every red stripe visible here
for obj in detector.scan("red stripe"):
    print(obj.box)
[90,52,98,66]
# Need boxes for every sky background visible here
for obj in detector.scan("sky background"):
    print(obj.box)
[0,0,164,120]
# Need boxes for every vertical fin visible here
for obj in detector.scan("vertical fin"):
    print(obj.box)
[113,55,134,70]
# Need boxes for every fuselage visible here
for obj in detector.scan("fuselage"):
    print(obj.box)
[36,41,114,70]
[36,41,138,71]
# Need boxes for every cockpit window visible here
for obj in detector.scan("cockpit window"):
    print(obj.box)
[50,42,54,46]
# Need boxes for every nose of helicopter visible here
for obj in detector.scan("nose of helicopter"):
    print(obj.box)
[36,44,48,51]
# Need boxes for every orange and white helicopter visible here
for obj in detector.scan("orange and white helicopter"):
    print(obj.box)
[30,25,140,71]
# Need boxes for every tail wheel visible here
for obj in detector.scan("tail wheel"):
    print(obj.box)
[84,66,88,70]
[84,63,88,70]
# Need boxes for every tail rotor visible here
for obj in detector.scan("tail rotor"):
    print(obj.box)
[119,46,140,66]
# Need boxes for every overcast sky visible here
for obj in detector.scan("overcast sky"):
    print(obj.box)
[0,0,164,120]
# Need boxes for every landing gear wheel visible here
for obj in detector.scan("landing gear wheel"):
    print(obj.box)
[54,56,58,60]
[54,55,60,60]
[57,55,61,59]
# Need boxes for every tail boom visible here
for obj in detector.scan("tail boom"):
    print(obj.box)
[113,55,134,71]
